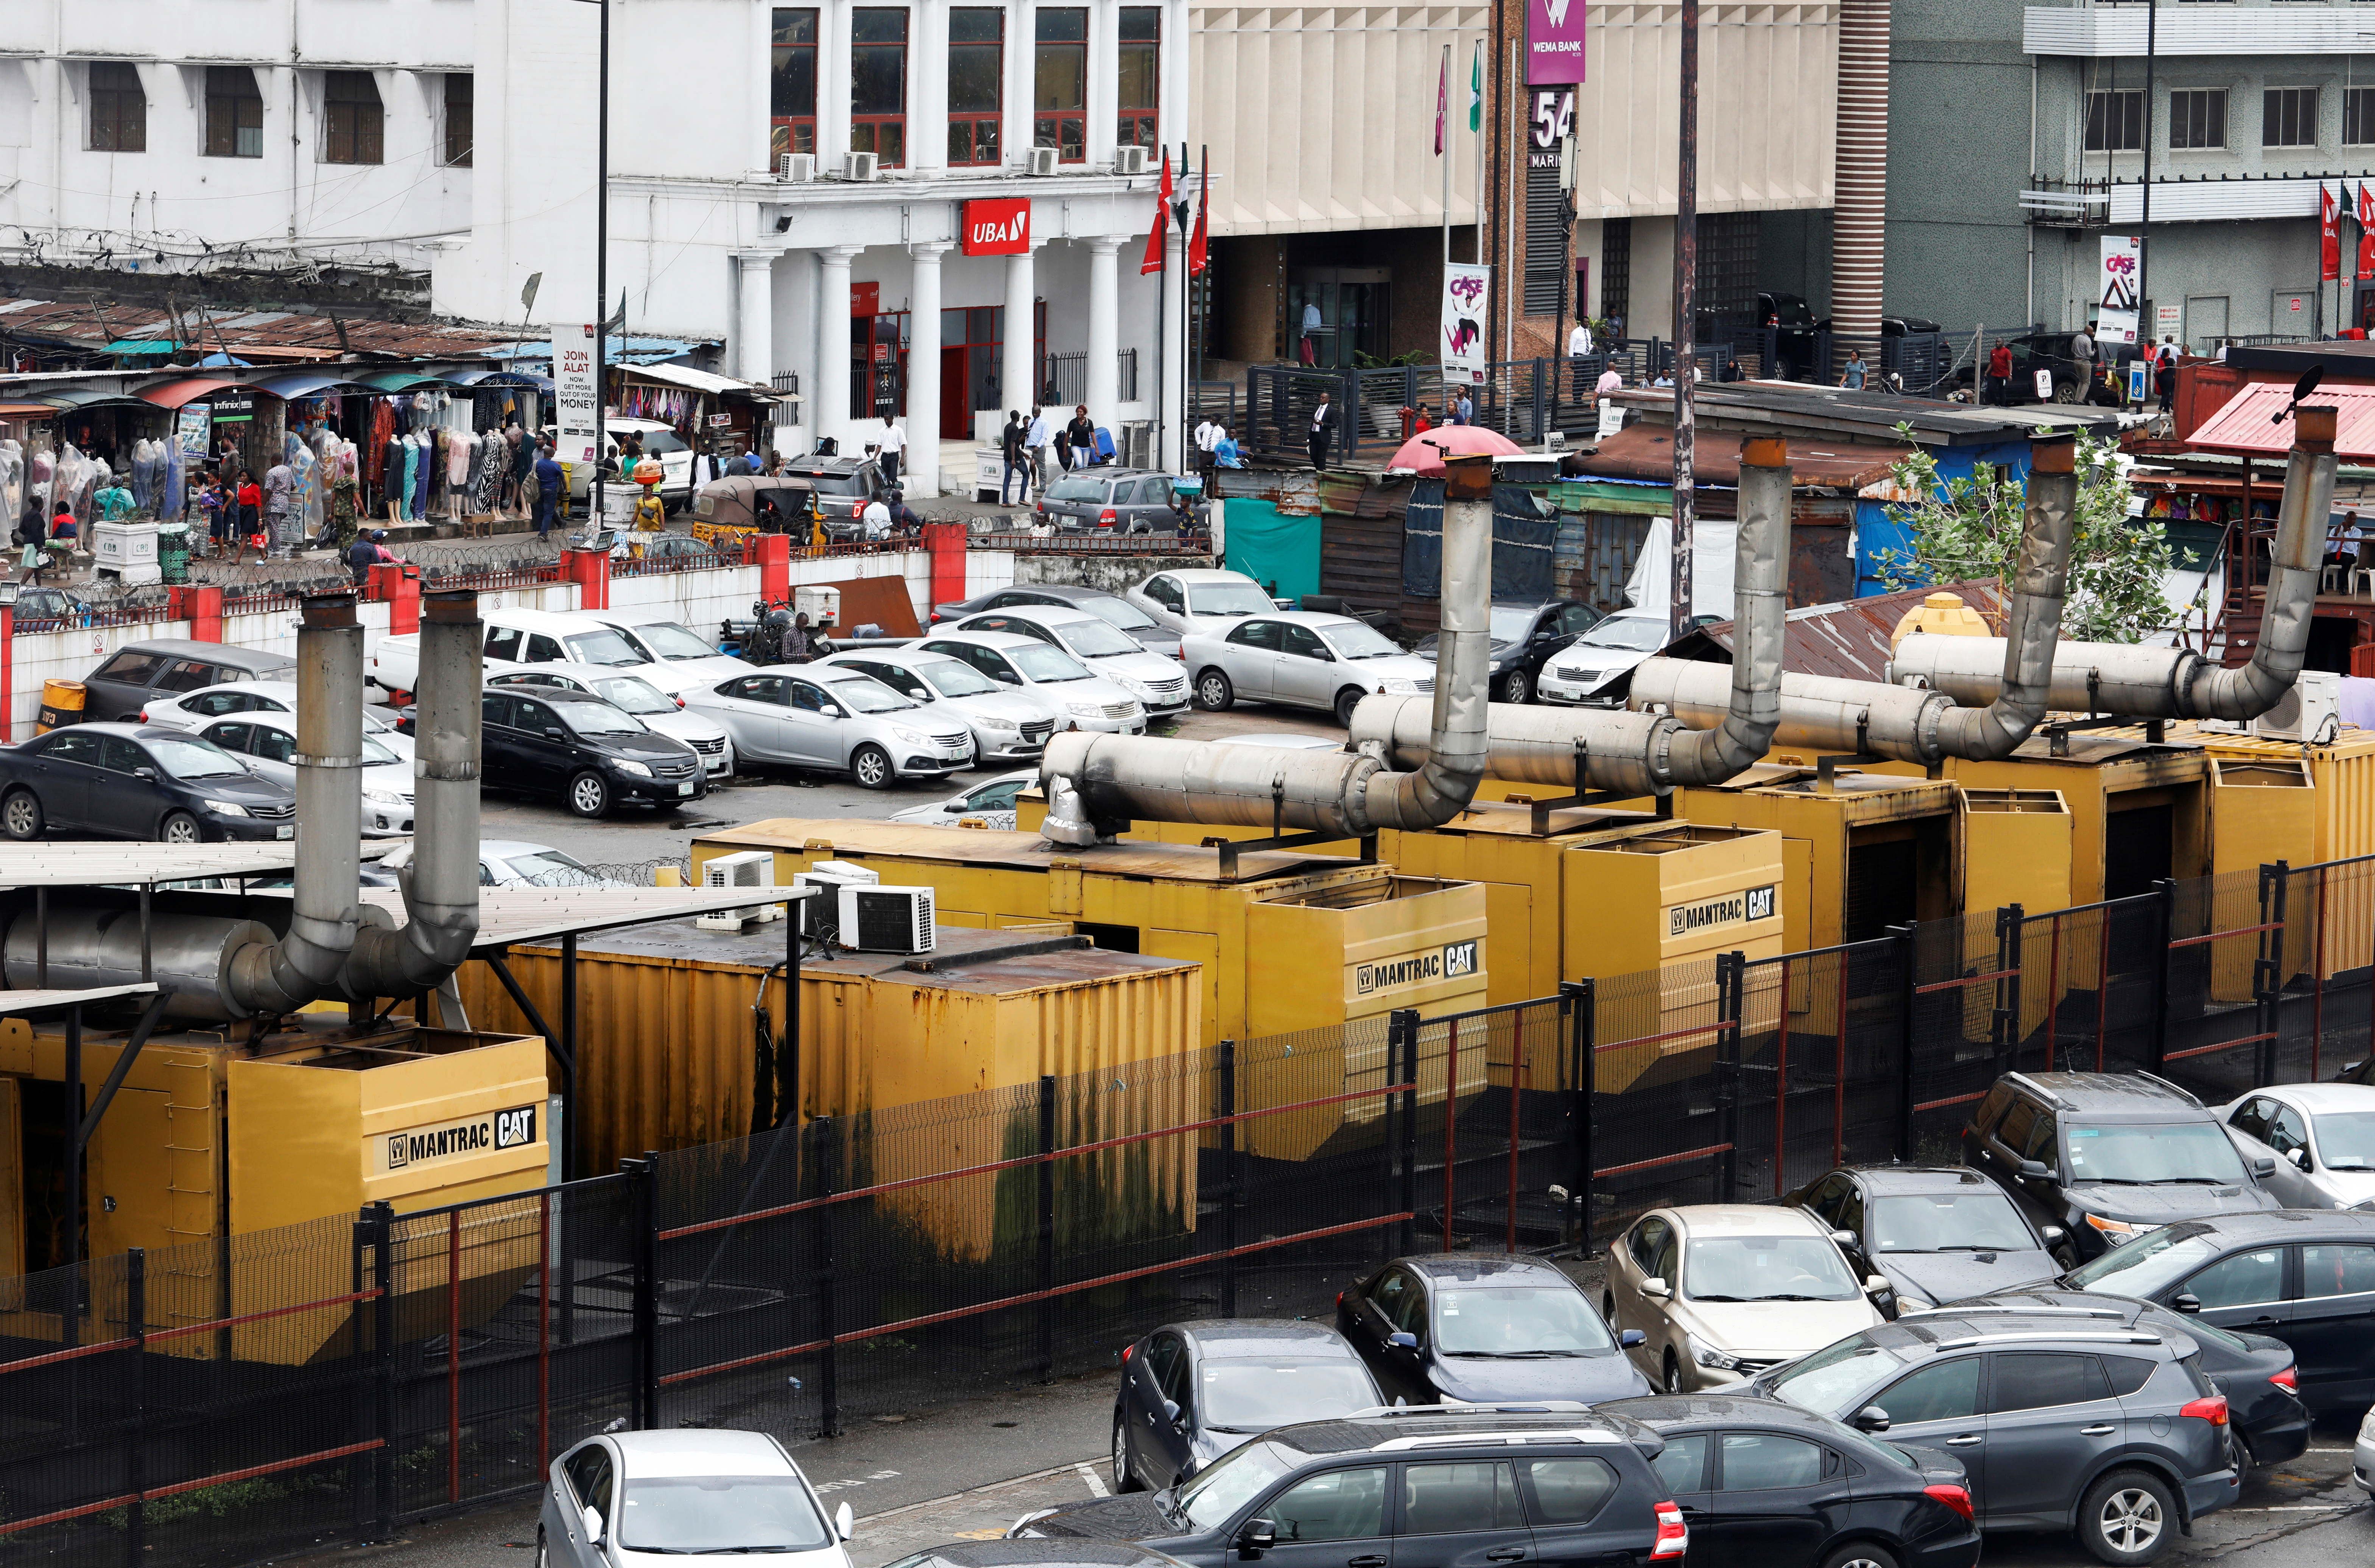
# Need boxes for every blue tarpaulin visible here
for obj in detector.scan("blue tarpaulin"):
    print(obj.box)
[1403,481,1555,600]
[1221,499,1320,604]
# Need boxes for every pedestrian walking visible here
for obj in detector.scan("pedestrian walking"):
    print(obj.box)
[262,455,294,556]
[1024,405,1053,498]
[1985,341,2013,406]
[1000,411,1031,506]
[1568,320,1595,399]
[1839,349,1868,390]
[232,470,265,564]
[1308,390,1335,470]
[2155,337,2179,415]
[874,414,906,487]
[533,443,562,538]
[1065,406,1096,470]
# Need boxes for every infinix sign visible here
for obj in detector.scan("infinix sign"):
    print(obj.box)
[1355,940,1481,997]
[1666,885,1776,939]
[372,1104,539,1175]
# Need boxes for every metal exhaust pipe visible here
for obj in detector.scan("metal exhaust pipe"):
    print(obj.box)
[1660,436,1790,784]
[2188,403,2334,720]
[1931,434,2079,757]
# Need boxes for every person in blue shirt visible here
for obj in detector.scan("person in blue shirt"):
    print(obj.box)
[533,443,563,538]
[1213,428,1244,468]
[1840,349,1868,390]
[1022,406,1053,498]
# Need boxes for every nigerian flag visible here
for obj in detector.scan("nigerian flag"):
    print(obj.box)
[1469,43,1482,131]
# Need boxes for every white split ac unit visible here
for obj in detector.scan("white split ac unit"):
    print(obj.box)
[842,151,880,182]
[796,859,880,948]
[838,885,937,955]
[1026,146,1060,177]
[2252,670,2342,743]
[1115,145,1151,176]
[697,849,780,931]
[781,152,817,183]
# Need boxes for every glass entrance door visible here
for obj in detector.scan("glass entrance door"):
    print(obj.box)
[1286,268,1392,368]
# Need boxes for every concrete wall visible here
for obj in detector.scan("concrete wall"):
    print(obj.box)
[1885,0,2035,332]
[1013,549,1210,594]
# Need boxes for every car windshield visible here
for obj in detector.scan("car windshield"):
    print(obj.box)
[824,675,915,713]
[634,429,689,455]
[1009,644,1094,683]
[561,629,646,667]
[804,471,865,495]
[148,736,248,780]
[624,621,719,661]
[914,658,1000,697]
[561,704,645,736]
[504,849,606,887]
[1054,619,1141,658]
[1766,1334,1902,1418]
[1186,582,1274,616]
[1684,1235,1863,1302]
[1869,1191,2036,1253]
[1199,1360,1379,1430]
[1581,618,1669,652]
[2065,1121,2248,1184]
[361,708,398,733]
[1076,596,1159,632]
[1045,475,1107,502]
[2313,1111,2375,1169]
[1176,1441,1296,1532]
[2064,1224,2229,1298]
[1322,622,1405,660]
[1487,607,1540,642]
[1434,1286,1615,1355]
[593,677,677,715]
[615,1474,830,1554]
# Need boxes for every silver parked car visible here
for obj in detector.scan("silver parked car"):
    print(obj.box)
[686,665,973,788]
[891,769,1036,830]
[1125,568,1279,638]
[196,712,418,837]
[2216,1083,2375,1209]
[538,1426,853,1566]
[916,632,1146,734]
[1184,611,1437,727]
[950,607,1191,716]
[1538,610,1674,707]
[816,648,1060,764]
[490,663,735,778]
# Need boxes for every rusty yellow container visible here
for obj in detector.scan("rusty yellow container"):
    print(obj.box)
[1961,789,2073,918]
[2181,723,2375,865]
[1015,788,1363,855]
[1939,734,2209,908]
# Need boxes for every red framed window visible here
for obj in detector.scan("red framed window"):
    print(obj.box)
[771,9,819,164]
[948,8,1004,168]
[851,7,908,168]
[1117,8,1158,151]
[1034,8,1087,164]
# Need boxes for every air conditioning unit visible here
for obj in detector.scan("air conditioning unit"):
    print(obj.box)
[796,859,879,949]
[839,884,937,955]
[842,151,879,182]
[2253,670,2342,743]
[1026,146,1060,177]
[1115,145,1151,176]
[697,850,780,932]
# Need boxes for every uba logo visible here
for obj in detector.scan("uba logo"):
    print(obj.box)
[961,198,1032,256]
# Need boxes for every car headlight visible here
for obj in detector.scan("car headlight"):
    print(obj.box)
[204,800,251,818]
[1380,678,1419,694]
[894,726,926,745]
[362,787,407,806]
[2084,1213,2157,1245]
[1690,1335,1742,1372]
[1894,1296,1932,1314]
[977,716,1019,733]
[612,758,653,777]
[1067,702,1103,718]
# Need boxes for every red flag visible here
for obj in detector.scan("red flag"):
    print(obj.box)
[2359,182,2375,281]
[2322,181,2341,282]
[1434,49,1448,156]
[1188,150,1210,277]
[1141,151,1173,276]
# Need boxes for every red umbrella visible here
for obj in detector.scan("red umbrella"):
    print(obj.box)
[1387,424,1525,475]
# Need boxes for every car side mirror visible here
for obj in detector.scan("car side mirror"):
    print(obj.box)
[2287,1147,2311,1171]
[133,766,158,782]
[2253,1155,2278,1178]
[835,1501,854,1541]
[1864,1275,1892,1296]
[2018,1159,2053,1180]
[1238,1519,1277,1555]
[1641,1277,1671,1300]
[582,1506,604,1545]
[1161,1399,1182,1426]
[2171,1293,2202,1315]
[821,705,843,717]
[1830,1229,1857,1246]
[1850,1405,1892,1434]
[545,727,567,740]
[1387,1331,1419,1350]
[2042,1223,2067,1242]
[1620,1329,1646,1349]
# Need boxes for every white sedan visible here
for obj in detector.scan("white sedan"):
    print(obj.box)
[380,838,637,890]
[1538,610,1674,707]
[815,648,1061,765]
[916,632,1146,734]
[891,770,1036,830]
[583,610,754,696]
[145,680,413,759]
[947,607,1191,716]
[489,663,735,778]
[537,1427,852,1568]
[2215,1083,2375,1210]
[195,712,418,836]
[1183,611,1437,727]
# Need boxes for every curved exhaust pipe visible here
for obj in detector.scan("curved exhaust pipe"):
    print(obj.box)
[1039,452,1494,844]
[1347,437,1794,795]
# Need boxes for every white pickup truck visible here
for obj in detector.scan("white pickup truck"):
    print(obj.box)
[368,606,660,697]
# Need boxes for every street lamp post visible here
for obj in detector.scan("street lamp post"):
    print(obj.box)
[0,580,16,744]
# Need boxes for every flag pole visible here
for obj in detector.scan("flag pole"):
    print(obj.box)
[1441,42,1451,270]
[1473,40,1486,264]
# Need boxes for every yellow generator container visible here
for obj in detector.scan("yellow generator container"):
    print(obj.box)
[1961,789,2073,917]
[1945,735,2210,907]
[1014,789,1361,856]
[2181,722,2375,866]
[2206,757,2316,878]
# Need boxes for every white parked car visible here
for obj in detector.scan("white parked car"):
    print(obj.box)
[370,605,651,695]
[1216,731,1343,752]
[381,838,636,890]
[488,663,734,778]
[144,680,413,758]
[916,631,1146,735]
[1183,611,1437,728]
[2216,1083,2375,1210]
[948,606,1191,716]
[537,1426,853,1567]
[685,664,974,788]
[542,416,696,507]
[815,648,1059,764]
[891,770,1036,830]
[194,712,418,836]
[1538,609,1674,707]
[581,609,754,696]
[1125,568,1280,638]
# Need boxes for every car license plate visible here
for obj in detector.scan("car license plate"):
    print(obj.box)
[678,782,695,796]
[275,825,294,840]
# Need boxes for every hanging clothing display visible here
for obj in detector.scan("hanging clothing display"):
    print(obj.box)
[400,436,421,521]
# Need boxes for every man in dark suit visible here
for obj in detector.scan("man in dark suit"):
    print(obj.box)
[1308,390,1335,470]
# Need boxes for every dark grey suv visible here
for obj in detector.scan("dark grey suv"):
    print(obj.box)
[1752,1308,2241,1565]
[1035,469,1194,534]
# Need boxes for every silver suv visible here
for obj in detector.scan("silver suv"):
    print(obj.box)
[1753,1307,2241,1565]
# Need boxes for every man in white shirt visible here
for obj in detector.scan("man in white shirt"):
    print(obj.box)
[860,495,893,541]
[874,415,907,487]
[1022,406,1052,498]
[1568,322,1594,358]
[1193,415,1221,483]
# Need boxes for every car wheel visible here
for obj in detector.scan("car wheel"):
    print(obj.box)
[2077,1469,2174,1566]
[1,789,43,842]
[1821,1546,1898,1568]
[1498,668,1533,705]
[1195,669,1234,711]
[535,1528,549,1568]
[1662,1350,1684,1395]
[851,744,894,791]
[1333,688,1365,728]
[1110,1411,1141,1493]
[159,810,203,845]
[566,771,612,818]
[1602,1292,1616,1323]
[2053,378,2083,405]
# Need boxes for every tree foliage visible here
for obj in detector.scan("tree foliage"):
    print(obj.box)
[1873,428,2172,643]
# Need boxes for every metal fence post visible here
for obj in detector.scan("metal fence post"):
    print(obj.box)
[1037,1075,1058,1383]
[2151,879,2177,1072]
[370,1200,396,1539]
[1218,1041,1238,1319]
[1993,903,2024,1075]
[125,1246,145,1568]
[626,1153,659,1430]
[1716,952,1745,1200]
[814,1118,839,1437]
[1560,980,1594,1254]
[1392,1008,1420,1256]
[1889,925,1919,1161]
[2257,862,2290,1086]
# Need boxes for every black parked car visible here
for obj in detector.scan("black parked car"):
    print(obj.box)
[1752,1306,2241,1564]
[79,639,296,723]
[0,723,295,843]
[1962,1072,2278,1264]
[1014,1407,1689,1568]
[929,584,1182,657]
[1937,1291,2309,1470]
[1413,599,1602,705]
[1336,1253,1652,1406]
[2059,1210,2375,1416]
[1114,1321,1382,1494]
[480,688,707,818]
[1602,1393,1980,1568]
[1777,1165,2065,1314]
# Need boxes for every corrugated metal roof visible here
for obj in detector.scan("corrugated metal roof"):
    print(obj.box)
[0,296,540,362]
[0,842,394,887]
[2188,384,2375,462]
[1583,425,1911,488]
[1610,383,2125,447]
[1672,577,2011,682]
[347,884,819,950]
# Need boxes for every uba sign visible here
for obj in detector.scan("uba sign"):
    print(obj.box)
[962,197,1031,256]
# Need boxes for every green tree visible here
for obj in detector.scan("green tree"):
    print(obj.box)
[1873,428,2173,643]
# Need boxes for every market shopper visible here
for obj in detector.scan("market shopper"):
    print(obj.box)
[533,443,563,538]
[1840,349,1868,390]
[263,455,295,556]
[1985,340,2013,406]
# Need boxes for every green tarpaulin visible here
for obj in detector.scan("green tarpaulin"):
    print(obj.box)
[1221,498,1319,604]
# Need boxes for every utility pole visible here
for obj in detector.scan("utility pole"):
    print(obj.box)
[1671,0,1698,636]
[2138,0,2156,345]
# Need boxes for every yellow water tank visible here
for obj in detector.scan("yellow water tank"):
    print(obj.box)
[1890,591,1994,653]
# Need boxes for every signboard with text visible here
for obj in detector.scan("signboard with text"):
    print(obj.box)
[961,197,1033,256]
[1527,0,1588,86]
[1441,263,1491,386]
[553,326,599,465]
[2097,235,2141,348]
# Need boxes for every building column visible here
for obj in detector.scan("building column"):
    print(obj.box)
[913,0,948,175]
[1005,0,1032,170]
[820,0,853,170]
[1005,238,1042,415]
[908,241,952,495]
[1159,226,1185,471]
[817,245,863,448]
[1085,0,1117,170]
[1086,238,1121,423]
[1831,0,1891,364]
[736,252,777,386]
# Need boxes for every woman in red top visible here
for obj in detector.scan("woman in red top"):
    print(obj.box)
[234,471,265,563]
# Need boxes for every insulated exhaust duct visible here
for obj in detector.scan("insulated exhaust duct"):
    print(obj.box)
[1347,436,1794,795]
[1632,433,2082,765]
[1888,407,2337,724]
[1038,453,1495,843]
